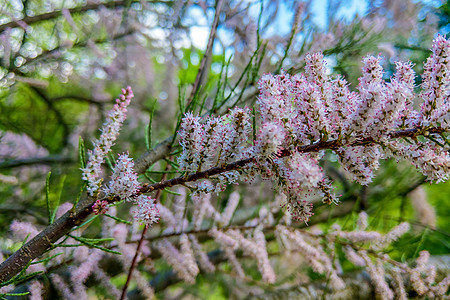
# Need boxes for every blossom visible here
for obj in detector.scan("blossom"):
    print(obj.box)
[374,222,409,249]
[219,190,240,226]
[343,246,366,267]
[104,153,140,201]
[227,229,276,283]
[155,239,197,284]
[177,112,204,172]
[179,234,200,278]
[420,35,450,124]
[178,108,252,172]
[254,122,286,158]
[29,280,44,300]
[217,107,252,164]
[357,211,369,230]
[10,220,39,240]
[81,86,134,195]
[389,141,450,183]
[132,195,160,226]
[360,251,395,300]
[176,36,450,223]
[189,235,215,273]
[349,55,386,136]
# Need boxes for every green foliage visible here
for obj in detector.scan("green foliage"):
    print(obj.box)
[46,172,65,224]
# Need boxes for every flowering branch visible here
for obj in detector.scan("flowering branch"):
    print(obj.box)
[1,35,449,288]
[141,125,447,192]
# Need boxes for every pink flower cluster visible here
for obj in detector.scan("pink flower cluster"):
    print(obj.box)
[178,107,252,173]
[78,87,160,225]
[81,86,134,195]
[92,199,109,215]
[103,153,140,201]
[132,195,160,226]
[94,152,160,224]
[420,35,450,129]
[178,35,450,223]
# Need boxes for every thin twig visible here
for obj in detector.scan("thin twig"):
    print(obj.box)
[141,126,447,194]
[0,0,174,33]
[185,0,224,107]
[120,168,168,299]
[0,155,72,169]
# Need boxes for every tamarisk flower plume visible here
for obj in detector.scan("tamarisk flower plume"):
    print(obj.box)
[81,86,134,196]
[178,35,450,224]
[94,152,160,224]
[132,195,160,226]
[178,107,252,195]
[178,107,252,173]
[80,87,159,224]
[103,153,140,201]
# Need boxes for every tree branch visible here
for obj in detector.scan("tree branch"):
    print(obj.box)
[0,155,72,169]
[186,0,224,106]
[0,0,174,34]
[142,126,448,194]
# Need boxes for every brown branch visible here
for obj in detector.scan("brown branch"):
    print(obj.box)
[134,137,173,174]
[0,125,446,284]
[0,137,174,283]
[185,0,224,107]
[0,197,94,283]
[120,169,168,299]
[0,155,72,169]
[0,0,173,34]
[7,28,135,75]
[120,227,149,299]
[141,126,448,194]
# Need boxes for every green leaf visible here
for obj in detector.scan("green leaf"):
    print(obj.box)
[71,214,99,231]
[72,182,86,213]
[145,100,156,149]
[164,188,182,196]
[144,173,157,183]
[45,172,52,224]
[13,271,43,285]
[171,114,183,145]
[54,175,65,223]
[105,152,115,171]
[46,174,65,224]
[31,252,63,265]
[164,157,179,169]
[177,85,186,115]
[67,234,121,255]
[1,292,30,297]
[67,234,112,244]
[78,136,86,169]
[252,106,256,143]
[104,213,132,225]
